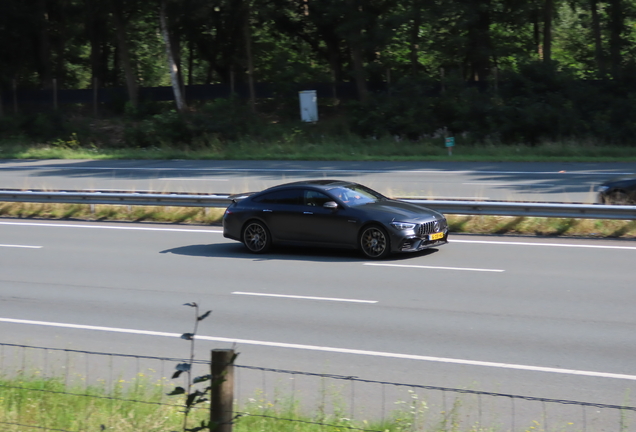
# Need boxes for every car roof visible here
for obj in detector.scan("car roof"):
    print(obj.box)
[263,179,356,191]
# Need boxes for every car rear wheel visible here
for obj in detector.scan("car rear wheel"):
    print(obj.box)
[608,191,632,205]
[242,221,271,253]
[359,225,390,259]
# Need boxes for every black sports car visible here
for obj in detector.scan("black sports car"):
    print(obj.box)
[598,175,636,205]
[222,180,448,259]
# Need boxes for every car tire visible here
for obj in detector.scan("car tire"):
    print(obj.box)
[608,191,631,205]
[359,225,390,259]
[242,220,272,253]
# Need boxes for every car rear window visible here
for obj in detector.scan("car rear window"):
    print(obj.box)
[252,189,302,205]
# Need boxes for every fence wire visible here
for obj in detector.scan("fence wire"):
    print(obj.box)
[0,342,634,432]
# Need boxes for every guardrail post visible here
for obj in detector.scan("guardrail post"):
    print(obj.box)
[211,349,235,432]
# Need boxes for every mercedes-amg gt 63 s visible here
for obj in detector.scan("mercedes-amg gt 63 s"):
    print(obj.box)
[222,180,448,259]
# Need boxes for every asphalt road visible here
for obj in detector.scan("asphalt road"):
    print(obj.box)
[2,159,636,202]
[2,159,636,428]
[1,218,635,427]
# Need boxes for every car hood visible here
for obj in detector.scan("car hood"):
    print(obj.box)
[357,199,444,221]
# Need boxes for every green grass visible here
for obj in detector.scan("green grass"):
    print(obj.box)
[0,373,493,432]
[0,373,188,432]
[3,136,636,162]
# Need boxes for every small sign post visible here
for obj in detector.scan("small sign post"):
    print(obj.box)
[445,136,455,156]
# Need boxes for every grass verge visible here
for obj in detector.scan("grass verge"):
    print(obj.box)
[1,202,635,239]
[0,373,467,432]
[3,138,636,162]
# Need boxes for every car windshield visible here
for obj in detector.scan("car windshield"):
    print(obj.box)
[329,184,386,206]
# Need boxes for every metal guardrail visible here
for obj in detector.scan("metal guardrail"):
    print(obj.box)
[0,189,234,208]
[1,189,636,220]
[402,199,636,220]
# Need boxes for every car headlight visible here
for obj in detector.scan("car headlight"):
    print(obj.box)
[598,185,609,193]
[390,221,416,230]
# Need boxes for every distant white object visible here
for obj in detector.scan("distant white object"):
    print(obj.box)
[299,90,318,122]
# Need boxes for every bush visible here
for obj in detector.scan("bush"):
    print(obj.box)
[346,78,439,139]
[0,112,69,142]
[122,99,263,148]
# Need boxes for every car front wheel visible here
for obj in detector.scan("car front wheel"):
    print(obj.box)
[359,225,390,259]
[242,221,271,253]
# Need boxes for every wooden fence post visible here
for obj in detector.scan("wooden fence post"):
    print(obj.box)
[211,349,235,432]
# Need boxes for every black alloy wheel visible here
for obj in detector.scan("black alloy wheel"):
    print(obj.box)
[243,221,271,253]
[359,225,390,259]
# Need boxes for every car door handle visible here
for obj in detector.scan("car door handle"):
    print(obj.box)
[263,209,273,212]
[303,211,313,215]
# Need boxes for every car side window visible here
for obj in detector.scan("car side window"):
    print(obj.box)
[252,189,302,205]
[303,190,331,207]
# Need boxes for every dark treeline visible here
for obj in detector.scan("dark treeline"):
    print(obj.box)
[2,0,636,145]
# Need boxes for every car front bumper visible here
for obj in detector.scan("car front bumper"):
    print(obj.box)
[395,231,449,252]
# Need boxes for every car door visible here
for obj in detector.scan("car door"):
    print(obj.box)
[251,189,304,241]
[298,189,359,247]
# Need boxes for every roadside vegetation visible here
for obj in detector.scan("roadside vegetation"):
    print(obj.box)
[1,202,635,240]
[3,128,636,162]
[0,372,462,432]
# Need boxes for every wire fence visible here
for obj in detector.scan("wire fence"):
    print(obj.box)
[0,342,634,432]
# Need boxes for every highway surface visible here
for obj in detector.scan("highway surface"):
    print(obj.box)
[1,218,635,426]
[1,159,636,429]
[2,159,636,202]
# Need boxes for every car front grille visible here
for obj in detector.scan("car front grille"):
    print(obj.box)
[417,219,446,237]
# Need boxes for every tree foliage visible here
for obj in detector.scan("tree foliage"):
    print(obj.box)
[2,0,636,143]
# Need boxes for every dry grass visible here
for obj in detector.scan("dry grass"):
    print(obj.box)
[2,202,636,239]
[447,214,636,238]
[0,202,225,225]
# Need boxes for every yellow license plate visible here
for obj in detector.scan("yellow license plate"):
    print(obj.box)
[430,232,444,241]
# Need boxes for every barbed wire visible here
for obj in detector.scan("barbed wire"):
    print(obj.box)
[0,421,76,432]
[234,364,636,413]
[0,342,195,364]
[3,342,635,413]
[0,383,183,409]
[235,411,384,432]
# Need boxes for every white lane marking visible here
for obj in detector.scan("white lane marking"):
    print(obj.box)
[453,239,636,250]
[2,317,635,381]
[158,178,229,181]
[0,244,42,249]
[406,196,491,200]
[5,166,634,176]
[1,220,633,251]
[232,291,377,304]
[365,263,504,272]
[463,182,556,187]
[0,221,222,233]
[85,189,157,192]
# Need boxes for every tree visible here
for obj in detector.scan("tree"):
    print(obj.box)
[607,0,625,78]
[160,0,187,111]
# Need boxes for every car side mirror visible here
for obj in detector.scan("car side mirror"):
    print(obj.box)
[323,201,338,210]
